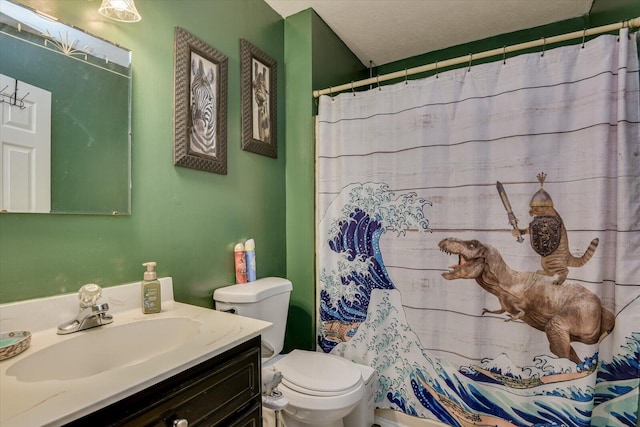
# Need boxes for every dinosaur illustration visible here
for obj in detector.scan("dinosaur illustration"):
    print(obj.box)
[439,237,615,363]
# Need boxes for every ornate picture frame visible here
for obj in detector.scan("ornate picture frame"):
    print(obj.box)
[240,39,277,158]
[173,27,228,174]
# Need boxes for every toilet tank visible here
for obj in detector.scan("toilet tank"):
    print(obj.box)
[213,277,292,358]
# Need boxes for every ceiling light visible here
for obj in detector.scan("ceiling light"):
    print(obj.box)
[98,0,141,23]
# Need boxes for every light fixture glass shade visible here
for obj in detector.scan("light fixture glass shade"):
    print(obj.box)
[98,0,141,23]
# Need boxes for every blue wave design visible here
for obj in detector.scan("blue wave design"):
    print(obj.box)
[410,370,461,426]
[320,184,430,352]
[319,182,639,427]
[328,208,394,291]
[597,333,640,383]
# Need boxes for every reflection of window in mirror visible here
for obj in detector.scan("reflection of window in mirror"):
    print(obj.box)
[0,0,132,215]
[251,59,270,144]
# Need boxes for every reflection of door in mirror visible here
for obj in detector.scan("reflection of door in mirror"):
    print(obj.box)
[0,74,51,213]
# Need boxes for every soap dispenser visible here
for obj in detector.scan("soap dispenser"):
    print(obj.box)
[141,261,161,314]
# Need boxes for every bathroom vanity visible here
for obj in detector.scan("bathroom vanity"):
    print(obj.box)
[0,278,270,427]
[66,336,262,426]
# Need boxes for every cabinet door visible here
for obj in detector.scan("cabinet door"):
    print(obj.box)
[150,347,261,426]
[219,402,261,427]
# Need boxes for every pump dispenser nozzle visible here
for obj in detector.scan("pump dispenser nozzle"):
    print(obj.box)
[143,262,157,281]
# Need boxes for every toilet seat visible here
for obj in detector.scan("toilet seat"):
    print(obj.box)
[274,350,362,397]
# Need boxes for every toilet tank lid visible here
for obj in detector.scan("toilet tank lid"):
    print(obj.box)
[213,277,292,303]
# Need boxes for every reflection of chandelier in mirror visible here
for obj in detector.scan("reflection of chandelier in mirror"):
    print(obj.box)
[98,0,142,23]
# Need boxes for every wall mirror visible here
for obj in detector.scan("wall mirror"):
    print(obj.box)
[0,0,131,215]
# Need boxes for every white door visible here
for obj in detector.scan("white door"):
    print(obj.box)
[0,74,51,213]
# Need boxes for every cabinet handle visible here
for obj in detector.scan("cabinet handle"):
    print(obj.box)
[173,419,188,427]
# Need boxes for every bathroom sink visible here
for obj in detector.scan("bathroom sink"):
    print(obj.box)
[6,317,200,382]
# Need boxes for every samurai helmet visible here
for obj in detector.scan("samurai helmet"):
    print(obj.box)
[529,172,554,207]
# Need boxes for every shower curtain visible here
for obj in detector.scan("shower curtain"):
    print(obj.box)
[316,30,639,427]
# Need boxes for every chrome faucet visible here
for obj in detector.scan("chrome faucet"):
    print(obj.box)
[57,284,113,335]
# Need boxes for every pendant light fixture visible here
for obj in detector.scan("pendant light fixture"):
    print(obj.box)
[98,0,141,23]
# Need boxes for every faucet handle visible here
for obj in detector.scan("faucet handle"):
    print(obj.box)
[78,283,102,308]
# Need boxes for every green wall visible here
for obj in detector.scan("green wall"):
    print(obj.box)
[283,10,315,351]
[0,0,286,310]
[283,10,365,351]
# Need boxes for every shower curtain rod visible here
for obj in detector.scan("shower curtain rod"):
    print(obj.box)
[313,16,640,98]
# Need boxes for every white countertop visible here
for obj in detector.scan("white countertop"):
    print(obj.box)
[0,278,271,427]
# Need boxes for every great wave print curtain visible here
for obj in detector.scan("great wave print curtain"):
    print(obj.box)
[316,30,639,426]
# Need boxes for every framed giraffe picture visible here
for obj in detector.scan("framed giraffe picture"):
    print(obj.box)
[240,39,277,158]
[173,27,228,174]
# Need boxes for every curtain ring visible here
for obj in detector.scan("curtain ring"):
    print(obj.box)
[467,53,473,72]
[617,21,628,41]
[435,61,439,78]
[581,28,587,48]
[541,37,546,57]
[502,46,507,64]
[404,68,408,85]
[377,74,381,90]
[622,20,631,39]
[623,20,631,40]
[351,81,356,96]
[330,86,334,101]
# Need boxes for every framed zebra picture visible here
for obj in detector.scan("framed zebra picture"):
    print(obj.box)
[240,39,277,158]
[173,27,228,174]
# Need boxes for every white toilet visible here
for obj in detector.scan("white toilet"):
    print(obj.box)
[213,277,375,427]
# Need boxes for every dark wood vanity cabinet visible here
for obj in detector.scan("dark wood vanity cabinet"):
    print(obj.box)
[65,336,262,427]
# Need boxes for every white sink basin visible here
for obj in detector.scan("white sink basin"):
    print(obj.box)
[0,278,272,427]
[6,317,200,382]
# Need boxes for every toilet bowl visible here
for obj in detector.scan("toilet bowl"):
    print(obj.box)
[267,350,365,427]
[213,278,375,426]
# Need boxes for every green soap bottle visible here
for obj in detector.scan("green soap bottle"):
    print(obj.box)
[141,261,161,314]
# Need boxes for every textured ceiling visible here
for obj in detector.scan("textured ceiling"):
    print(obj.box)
[264,0,595,66]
